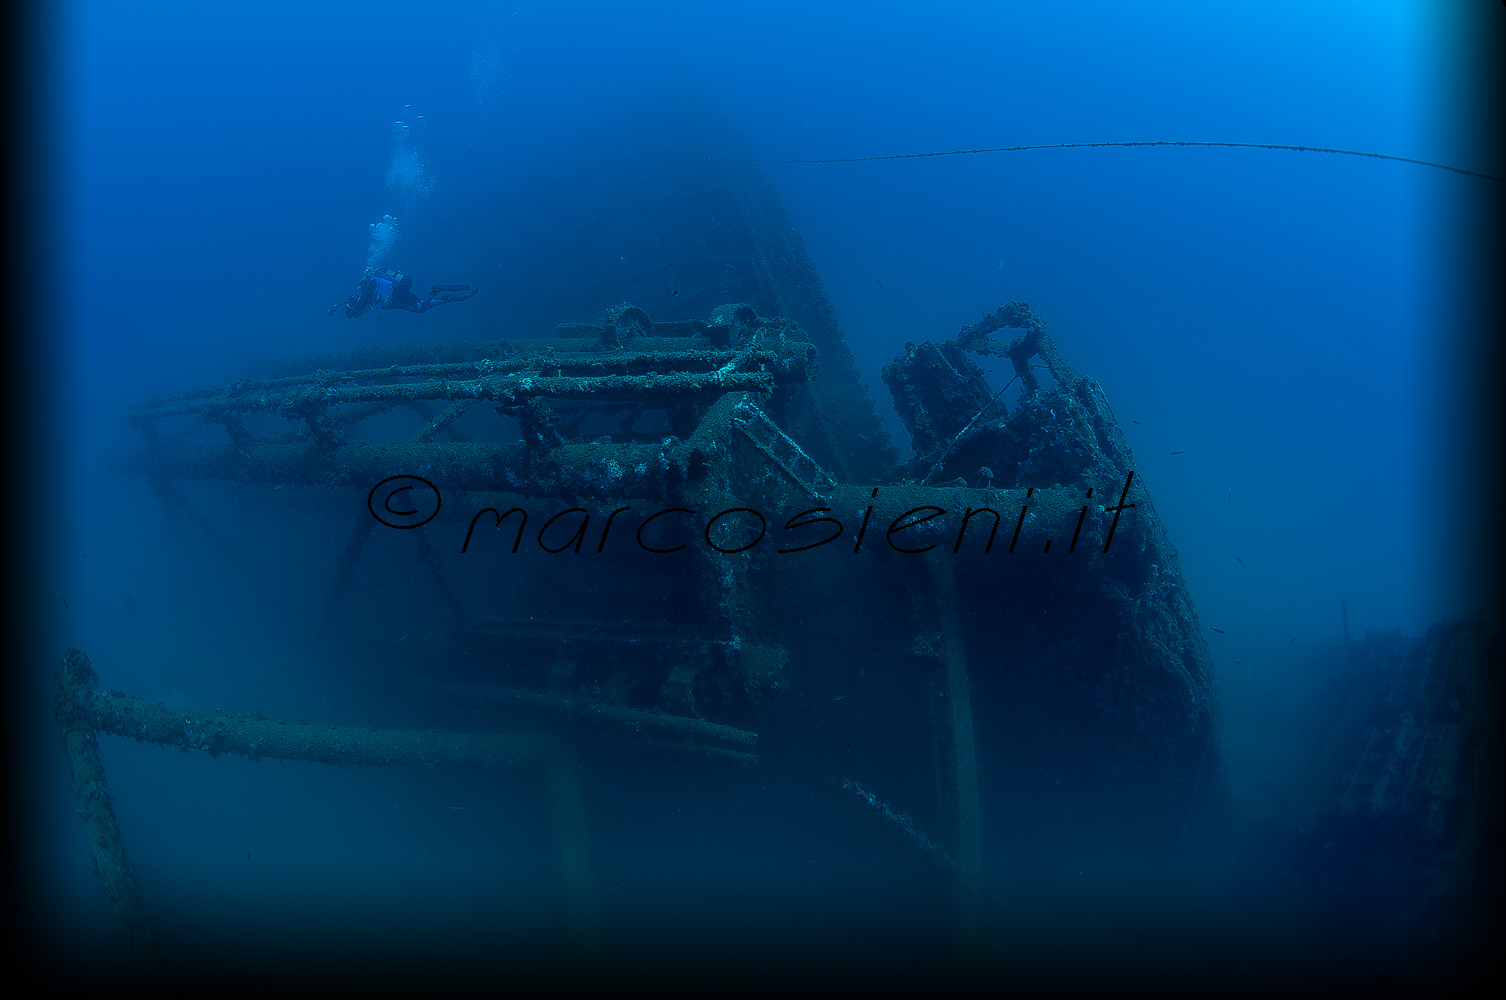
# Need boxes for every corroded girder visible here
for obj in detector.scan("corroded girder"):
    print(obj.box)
[59,649,563,768]
[131,369,783,424]
[128,334,816,423]
[128,438,708,500]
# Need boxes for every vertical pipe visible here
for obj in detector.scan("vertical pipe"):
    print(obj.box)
[54,650,163,977]
[924,552,984,950]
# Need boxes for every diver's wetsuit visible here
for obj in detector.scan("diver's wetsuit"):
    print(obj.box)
[329,267,477,318]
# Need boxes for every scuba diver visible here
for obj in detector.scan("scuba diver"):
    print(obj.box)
[329,267,477,319]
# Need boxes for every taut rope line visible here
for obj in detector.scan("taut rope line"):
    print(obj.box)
[761,139,1501,183]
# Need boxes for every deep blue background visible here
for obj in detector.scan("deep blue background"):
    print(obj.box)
[33,0,1499,980]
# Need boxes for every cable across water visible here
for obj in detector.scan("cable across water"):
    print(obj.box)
[762,139,1501,183]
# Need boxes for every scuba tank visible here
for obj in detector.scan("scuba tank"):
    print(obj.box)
[363,267,412,310]
[369,267,413,293]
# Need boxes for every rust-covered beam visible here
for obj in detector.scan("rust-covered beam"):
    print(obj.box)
[58,650,563,769]
[130,370,783,423]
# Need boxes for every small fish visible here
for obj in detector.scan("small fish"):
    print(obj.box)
[1211,627,1226,634]
[671,288,680,296]
[61,596,69,609]
[1232,660,1245,665]
[1290,638,1297,643]
[614,876,628,886]
[877,280,885,290]
[247,852,252,864]
[1132,420,1143,426]
[1228,490,1232,500]
[451,806,467,810]
[1170,450,1185,455]
[1235,556,1243,565]
[832,695,847,701]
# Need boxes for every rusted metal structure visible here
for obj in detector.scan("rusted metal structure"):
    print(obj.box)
[63,113,1229,973]
[1273,618,1502,974]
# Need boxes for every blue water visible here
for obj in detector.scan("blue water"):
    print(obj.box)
[33,0,1498,984]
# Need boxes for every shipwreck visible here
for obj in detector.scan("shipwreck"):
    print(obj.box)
[61,112,1234,973]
